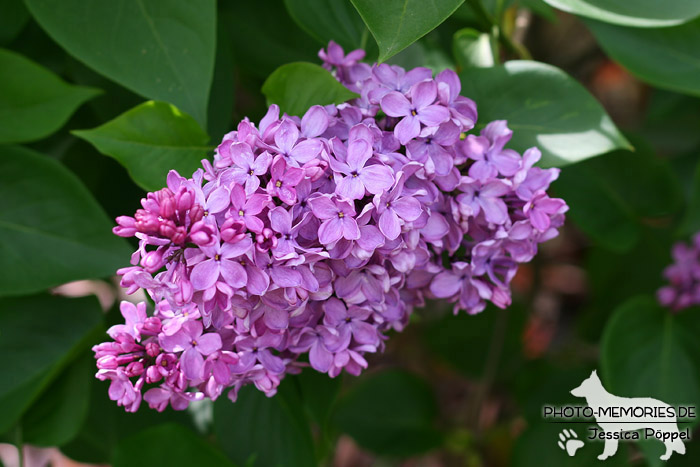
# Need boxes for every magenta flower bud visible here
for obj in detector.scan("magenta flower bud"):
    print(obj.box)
[221,218,246,244]
[97,355,119,369]
[134,210,159,233]
[158,220,177,239]
[141,249,165,273]
[160,197,175,219]
[189,204,205,223]
[142,317,162,335]
[145,341,161,357]
[145,366,163,384]
[255,227,278,252]
[177,189,194,212]
[172,226,187,245]
[125,361,145,377]
[189,220,217,247]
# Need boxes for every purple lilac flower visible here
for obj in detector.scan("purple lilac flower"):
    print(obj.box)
[657,233,700,312]
[95,41,567,412]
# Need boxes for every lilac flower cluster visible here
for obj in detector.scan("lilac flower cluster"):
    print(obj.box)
[657,233,700,312]
[94,41,567,412]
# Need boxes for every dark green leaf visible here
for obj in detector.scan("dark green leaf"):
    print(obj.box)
[459,60,630,167]
[423,306,525,380]
[554,141,682,252]
[22,353,93,446]
[0,0,30,44]
[113,423,234,467]
[207,21,235,143]
[220,0,319,80]
[284,0,366,51]
[74,101,211,192]
[0,48,99,143]
[61,367,197,464]
[294,370,341,428]
[601,296,700,429]
[544,0,700,27]
[0,294,103,435]
[262,62,358,117]
[214,383,316,467]
[681,159,700,235]
[350,0,465,61]
[588,18,700,98]
[24,0,216,127]
[452,28,494,70]
[554,160,639,252]
[332,369,442,457]
[0,146,130,296]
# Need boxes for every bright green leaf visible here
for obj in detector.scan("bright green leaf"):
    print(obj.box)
[284,0,367,51]
[453,28,494,70]
[262,62,358,117]
[0,48,99,143]
[214,383,316,467]
[601,296,700,429]
[113,424,234,467]
[0,146,130,296]
[350,0,465,61]
[22,354,93,447]
[459,60,630,167]
[588,18,700,98]
[24,0,216,127]
[74,101,211,192]
[0,0,30,44]
[544,0,700,27]
[332,370,442,457]
[0,295,103,435]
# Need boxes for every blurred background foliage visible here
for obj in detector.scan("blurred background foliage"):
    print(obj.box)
[1,0,700,465]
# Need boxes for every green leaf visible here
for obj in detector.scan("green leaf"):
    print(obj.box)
[220,0,320,80]
[544,0,700,27]
[332,370,442,457]
[0,146,130,296]
[22,353,93,447]
[588,18,700,98]
[459,60,630,167]
[0,0,30,44]
[74,101,211,192]
[554,159,639,252]
[207,20,235,143]
[681,159,700,235]
[0,48,100,143]
[601,296,700,429]
[262,62,358,117]
[423,306,525,380]
[24,0,216,127]
[214,383,316,467]
[113,424,234,467]
[452,28,494,70]
[60,361,197,464]
[0,294,103,435]
[284,0,367,51]
[553,141,682,252]
[350,0,465,61]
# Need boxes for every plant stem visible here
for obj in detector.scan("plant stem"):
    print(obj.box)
[465,0,531,61]
[470,309,509,431]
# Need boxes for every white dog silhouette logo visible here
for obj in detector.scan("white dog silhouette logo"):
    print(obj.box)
[570,370,686,461]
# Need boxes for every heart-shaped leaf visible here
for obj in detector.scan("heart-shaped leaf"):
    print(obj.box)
[351,0,464,61]
[24,0,216,127]
[459,60,630,167]
[74,101,211,192]
[262,62,358,117]
[0,146,130,296]
[0,48,99,143]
